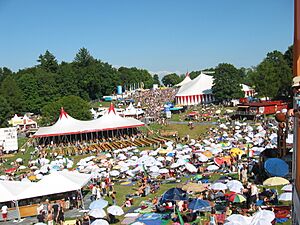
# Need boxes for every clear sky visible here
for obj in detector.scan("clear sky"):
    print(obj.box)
[0,0,293,75]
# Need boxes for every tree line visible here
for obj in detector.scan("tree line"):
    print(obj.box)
[0,45,293,127]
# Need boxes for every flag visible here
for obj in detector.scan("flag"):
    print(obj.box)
[176,207,184,225]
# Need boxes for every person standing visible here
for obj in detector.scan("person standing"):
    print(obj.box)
[1,205,8,222]
[241,165,248,184]
[91,185,97,201]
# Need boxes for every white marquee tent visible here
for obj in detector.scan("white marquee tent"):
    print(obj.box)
[174,73,192,87]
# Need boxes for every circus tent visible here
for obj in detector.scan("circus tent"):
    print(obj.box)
[175,72,255,106]
[174,72,192,87]
[33,104,144,142]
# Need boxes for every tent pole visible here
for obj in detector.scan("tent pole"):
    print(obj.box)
[80,189,85,210]
[16,200,21,222]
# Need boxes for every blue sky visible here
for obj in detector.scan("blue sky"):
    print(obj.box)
[0,0,293,75]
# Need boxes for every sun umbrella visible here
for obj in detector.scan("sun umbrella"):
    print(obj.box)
[198,153,208,162]
[281,184,292,192]
[226,214,252,224]
[207,165,219,171]
[131,222,145,225]
[159,168,169,174]
[202,150,213,158]
[250,221,272,225]
[91,219,109,225]
[263,177,289,186]
[149,166,160,173]
[227,180,243,193]
[109,170,120,177]
[161,188,188,202]
[16,158,23,163]
[278,192,292,201]
[224,222,243,225]
[89,208,106,218]
[251,210,275,223]
[230,148,244,156]
[107,205,124,216]
[228,193,246,203]
[185,163,197,173]
[211,182,227,191]
[89,199,109,209]
[19,165,27,170]
[264,158,289,177]
[188,199,211,212]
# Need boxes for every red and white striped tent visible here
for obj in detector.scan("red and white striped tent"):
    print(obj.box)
[175,72,215,105]
[175,73,255,106]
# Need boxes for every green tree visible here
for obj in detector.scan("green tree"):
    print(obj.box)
[161,73,181,86]
[249,50,292,99]
[284,45,293,69]
[37,50,58,73]
[0,95,12,127]
[74,47,95,67]
[0,67,12,84]
[212,63,244,102]
[0,76,25,113]
[41,95,92,125]
[153,74,160,85]
[118,67,153,89]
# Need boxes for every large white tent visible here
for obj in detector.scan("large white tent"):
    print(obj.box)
[33,104,144,139]
[175,72,255,106]
[174,73,192,87]
[0,181,33,203]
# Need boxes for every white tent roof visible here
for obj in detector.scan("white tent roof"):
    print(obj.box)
[18,171,92,200]
[241,84,254,91]
[33,105,144,137]
[175,74,192,87]
[122,103,144,116]
[0,181,33,203]
[176,72,213,96]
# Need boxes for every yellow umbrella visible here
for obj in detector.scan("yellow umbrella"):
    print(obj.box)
[230,148,244,156]
[263,177,290,186]
[28,175,37,181]
[158,149,169,154]
[202,150,213,158]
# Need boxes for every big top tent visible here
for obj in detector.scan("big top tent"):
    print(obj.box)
[33,104,144,139]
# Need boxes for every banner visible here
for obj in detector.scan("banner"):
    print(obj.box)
[0,127,18,153]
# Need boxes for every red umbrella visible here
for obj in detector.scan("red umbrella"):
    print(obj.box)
[5,167,17,174]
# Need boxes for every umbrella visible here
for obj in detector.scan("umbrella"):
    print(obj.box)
[227,180,243,193]
[161,188,188,202]
[228,193,246,203]
[159,168,169,174]
[188,199,211,212]
[278,192,292,201]
[281,184,292,192]
[89,199,109,209]
[263,177,289,186]
[251,210,275,223]
[89,208,106,218]
[226,214,252,224]
[207,165,219,171]
[230,148,244,156]
[224,222,243,225]
[16,158,23,163]
[19,165,27,170]
[202,150,212,158]
[149,166,160,173]
[185,163,197,173]
[211,182,227,191]
[198,153,208,162]
[110,170,120,177]
[131,222,145,225]
[264,158,289,177]
[107,205,124,216]
[91,219,109,225]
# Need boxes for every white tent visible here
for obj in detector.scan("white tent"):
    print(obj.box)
[0,181,33,203]
[18,171,92,200]
[175,73,192,87]
[33,105,144,138]
[175,73,214,105]
[175,72,255,106]
[119,103,144,117]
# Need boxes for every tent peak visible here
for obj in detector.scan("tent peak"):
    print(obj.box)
[108,103,116,115]
[59,107,69,119]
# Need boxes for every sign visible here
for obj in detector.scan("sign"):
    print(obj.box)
[0,127,18,153]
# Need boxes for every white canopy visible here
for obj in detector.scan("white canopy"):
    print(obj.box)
[174,73,192,87]
[0,181,33,203]
[33,105,144,138]
[17,171,92,200]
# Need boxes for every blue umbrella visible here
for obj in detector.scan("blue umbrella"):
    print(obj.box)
[89,199,109,209]
[188,199,211,212]
[161,188,188,202]
[264,158,289,177]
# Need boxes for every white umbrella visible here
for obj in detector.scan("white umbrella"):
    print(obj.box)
[224,222,243,225]
[16,158,23,163]
[170,163,180,168]
[251,210,275,224]
[281,184,292,192]
[185,163,197,173]
[89,208,106,218]
[198,153,208,162]
[278,192,292,201]
[91,219,109,225]
[211,182,227,191]
[110,170,120,177]
[159,168,169,174]
[226,214,252,224]
[250,221,272,225]
[207,165,219,171]
[131,222,145,225]
[19,165,27,170]
[107,205,124,216]
[149,166,159,173]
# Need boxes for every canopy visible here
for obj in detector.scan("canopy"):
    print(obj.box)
[264,158,289,177]
[174,73,192,87]
[0,181,33,203]
[33,105,144,138]
[18,171,92,200]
